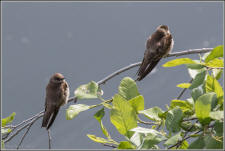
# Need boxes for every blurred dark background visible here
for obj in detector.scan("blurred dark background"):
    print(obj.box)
[2,2,223,149]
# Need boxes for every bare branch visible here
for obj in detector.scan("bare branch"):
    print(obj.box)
[97,48,213,86]
[16,117,37,149]
[4,113,43,143]
[14,110,44,129]
[102,143,117,148]
[48,130,52,149]
[166,48,213,58]
[182,117,198,122]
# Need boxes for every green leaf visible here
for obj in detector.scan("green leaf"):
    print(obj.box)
[204,134,223,149]
[206,74,224,104]
[163,58,197,67]
[118,77,140,100]
[207,121,223,148]
[180,121,199,132]
[129,95,144,113]
[139,107,163,122]
[94,107,105,122]
[210,111,224,121]
[110,94,137,138]
[2,112,16,127]
[204,58,224,68]
[118,141,136,149]
[214,121,223,137]
[186,97,195,106]
[87,134,112,144]
[1,128,12,135]
[164,132,182,146]
[188,135,205,149]
[186,64,205,69]
[212,68,223,80]
[131,127,166,149]
[170,100,193,114]
[94,108,110,138]
[191,86,204,101]
[165,107,183,133]
[66,104,90,120]
[179,140,189,149]
[139,137,163,149]
[195,93,216,125]
[1,140,4,149]
[187,67,206,79]
[74,81,103,100]
[189,70,206,89]
[130,132,144,147]
[130,127,162,135]
[176,83,191,88]
[205,45,223,63]
[202,52,210,61]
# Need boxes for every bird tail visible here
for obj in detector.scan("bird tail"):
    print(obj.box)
[136,59,160,81]
[46,109,59,130]
[42,108,59,130]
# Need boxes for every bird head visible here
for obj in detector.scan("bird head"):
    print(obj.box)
[50,73,65,84]
[157,25,170,34]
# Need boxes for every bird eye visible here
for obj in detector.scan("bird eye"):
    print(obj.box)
[56,77,61,81]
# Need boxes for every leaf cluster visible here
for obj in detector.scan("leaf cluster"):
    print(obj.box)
[66,45,224,149]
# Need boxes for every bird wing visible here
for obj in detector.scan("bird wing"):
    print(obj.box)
[136,34,171,81]
[42,98,54,128]
[46,107,59,130]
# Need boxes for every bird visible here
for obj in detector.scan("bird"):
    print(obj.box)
[42,73,70,130]
[136,25,174,81]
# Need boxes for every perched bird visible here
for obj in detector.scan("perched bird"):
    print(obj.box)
[42,73,70,130]
[136,25,174,81]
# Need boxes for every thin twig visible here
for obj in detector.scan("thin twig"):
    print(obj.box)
[16,117,39,149]
[182,117,198,122]
[97,62,141,85]
[102,143,117,148]
[168,129,202,149]
[14,110,44,129]
[48,129,52,149]
[175,121,197,149]
[4,114,43,143]
[138,119,157,125]
[166,48,213,58]
[168,123,216,149]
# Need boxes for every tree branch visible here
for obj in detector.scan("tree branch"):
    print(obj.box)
[102,143,117,148]
[97,48,213,86]
[165,48,213,57]
[4,113,43,143]
[168,129,202,149]
[16,117,37,149]
[48,130,52,149]
[3,48,213,147]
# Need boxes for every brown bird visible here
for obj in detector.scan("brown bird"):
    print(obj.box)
[136,25,174,81]
[42,73,70,130]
